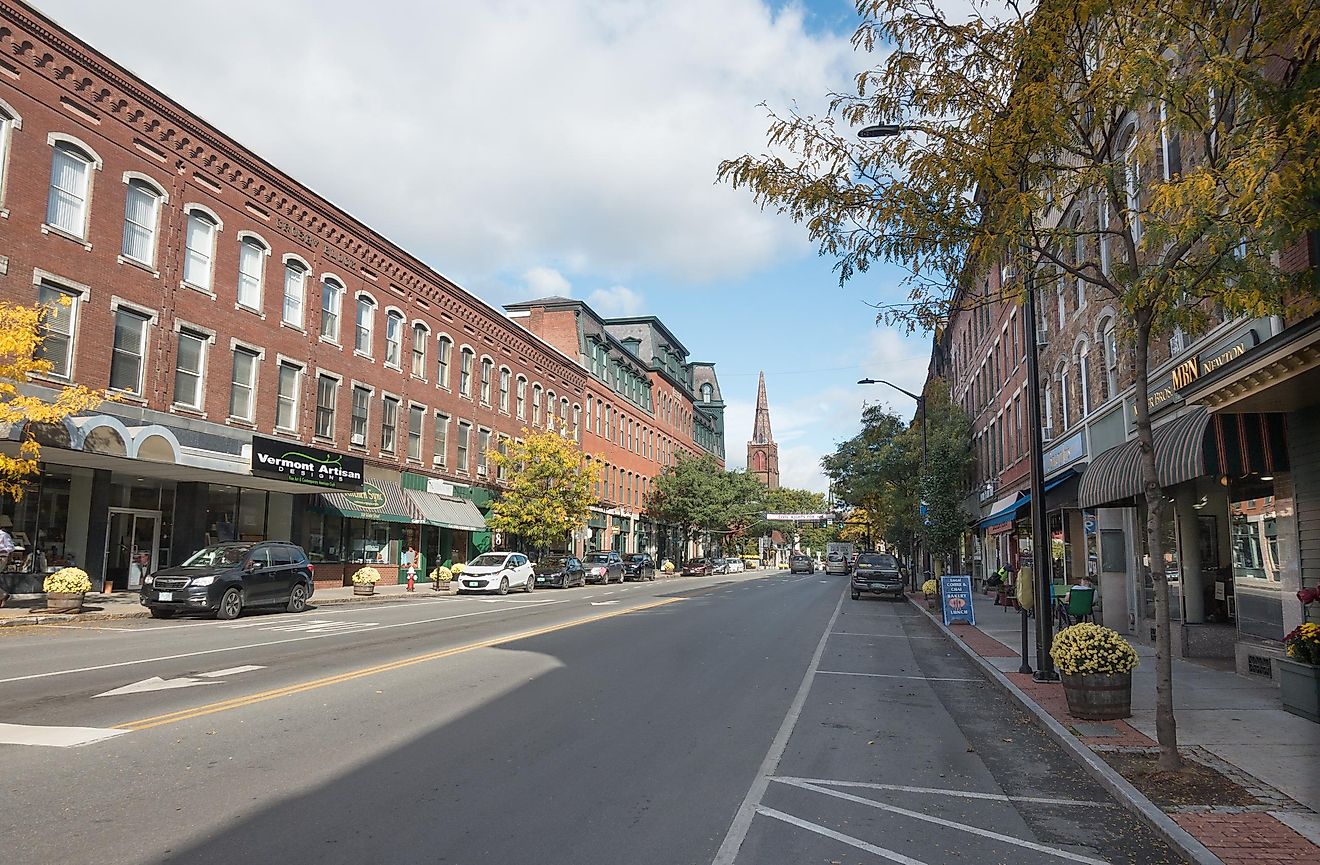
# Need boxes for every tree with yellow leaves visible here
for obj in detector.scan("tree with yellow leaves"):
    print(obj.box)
[486,428,601,554]
[0,301,103,500]
[721,0,1320,770]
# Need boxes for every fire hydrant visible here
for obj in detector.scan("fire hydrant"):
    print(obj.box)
[406,568,415,592]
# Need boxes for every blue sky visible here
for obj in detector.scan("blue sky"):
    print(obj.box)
[35,0,934,492]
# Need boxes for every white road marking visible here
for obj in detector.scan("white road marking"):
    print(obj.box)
[589,601,619,606]
[710,588,846,865]
[754,807,931,865]
[0,722,127,748]
[816,670,982,682]
[773,777,1104,807]
[93,665,265,698]
[260,619,378,634]
[830,632,943,639]
[0,606,535,685]
[781,780,1111,865]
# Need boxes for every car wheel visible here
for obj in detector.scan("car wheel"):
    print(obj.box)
[498,576,510,596]
[287,583,309,613]
[524,574,534,593]
[851,590,861,600]
[148,607,175,619]
[217,588,243,620]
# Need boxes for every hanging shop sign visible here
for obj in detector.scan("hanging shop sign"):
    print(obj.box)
[250,436,364,490]
[940,575,976,626]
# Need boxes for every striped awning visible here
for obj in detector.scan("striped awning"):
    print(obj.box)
[404,490,487,532]
[1078,408,1289,508]
[317,480,419,524]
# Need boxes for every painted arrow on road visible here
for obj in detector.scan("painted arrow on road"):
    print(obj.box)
[93,665,264,698]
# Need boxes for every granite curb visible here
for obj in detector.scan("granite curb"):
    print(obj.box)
[905,595,1225,865]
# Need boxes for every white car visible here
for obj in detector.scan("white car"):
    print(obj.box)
[724,558,745,573]
[457,552,535,595]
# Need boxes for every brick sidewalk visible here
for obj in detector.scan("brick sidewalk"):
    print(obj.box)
[941,615,1320,865]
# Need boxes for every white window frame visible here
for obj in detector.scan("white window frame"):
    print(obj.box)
[479,357,493,406]
[172,325,212,411]
[45,135,101,241]
[383,308,405,369]
[182,205,223,293]
[350,383,373,448]
[407,403,425,462]
[456,421,472,473]
[499,366,511,413]
[411,321,429,379]
[35,279,82,380]
[380,394,400,454]
[434,412,450,467]
[319,275,344,342]
[516,375,527,420]
[109,302,156,396]
[275,358,303,433]
[120,174,166,268]
[1076,341,1091,418]
[228,343,262,422]
[355,293,377,356]
[281,256,310,328]
[0,102,20,210]
[459,348,474,398]
[532,384,543,426]
[315,373,339,441]
[237,234,270,313]
[436,335,453,389]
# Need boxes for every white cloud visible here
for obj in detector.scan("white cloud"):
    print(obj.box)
[33,0,857,288]
[522,267,574,298]
[587,285,644,317]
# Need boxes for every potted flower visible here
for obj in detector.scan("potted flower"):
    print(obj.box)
[351,566,381,596]
[1050,623,1140,720]
[430,565,456,594]
[1280,613,1319,722]
[922,578,940,610]
[44,567,92,613]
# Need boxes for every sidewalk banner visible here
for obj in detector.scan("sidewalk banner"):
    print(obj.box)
[940,574,976,626]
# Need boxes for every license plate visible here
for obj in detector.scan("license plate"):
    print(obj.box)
[157,592,173,601]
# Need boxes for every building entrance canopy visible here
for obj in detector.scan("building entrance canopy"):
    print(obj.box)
[1077,407,1288,508]
[976,472,1079,530]
[404,490,487,532]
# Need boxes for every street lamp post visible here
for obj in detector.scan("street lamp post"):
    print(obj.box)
[857,377,927,586]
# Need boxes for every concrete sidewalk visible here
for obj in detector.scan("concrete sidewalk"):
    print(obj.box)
[0,581,447,626]
[942,593,1320,865]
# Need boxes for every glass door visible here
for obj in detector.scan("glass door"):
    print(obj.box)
[104,509,160,591]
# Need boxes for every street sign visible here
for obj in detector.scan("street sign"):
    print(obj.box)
[940,575,976,626]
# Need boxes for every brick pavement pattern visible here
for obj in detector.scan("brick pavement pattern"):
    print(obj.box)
[1173,813,1320,865]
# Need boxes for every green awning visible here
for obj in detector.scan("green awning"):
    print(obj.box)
[405,490,487,532]
[317,480,418,524]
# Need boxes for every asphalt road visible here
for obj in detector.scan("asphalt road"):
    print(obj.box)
[0,570,1177,864]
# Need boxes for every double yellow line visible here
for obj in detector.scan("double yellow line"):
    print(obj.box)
[116,596,684,732]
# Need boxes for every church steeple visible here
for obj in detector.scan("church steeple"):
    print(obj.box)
[747,371,779,488]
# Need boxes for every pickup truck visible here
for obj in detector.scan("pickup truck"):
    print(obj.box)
[850,552,905,601]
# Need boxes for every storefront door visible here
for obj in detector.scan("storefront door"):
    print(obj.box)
[104,509,160,592]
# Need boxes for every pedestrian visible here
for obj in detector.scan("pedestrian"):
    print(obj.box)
[0,523,12,608]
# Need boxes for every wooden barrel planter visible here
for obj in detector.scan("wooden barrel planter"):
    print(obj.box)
[352,584,376,596]
[46,592,85,613]
[1061,672,1132,720]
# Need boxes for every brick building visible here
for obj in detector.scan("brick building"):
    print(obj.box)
[0,2,720,592]
[505,297,726,563]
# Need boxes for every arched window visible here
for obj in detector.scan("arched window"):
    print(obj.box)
[47,140,96,238]
[499,367,510,412]
[1100,317,1119,401]
[700,383,713,403]
[1119,122,1142,242]
[532,383,543,425]
[355,295,377,355]
[182,207,220,290]
[436,335,452,388]
[1057,363,1071,428]
[383,310,405,367]
[480,357,493,405]
[0,105,17,208]
[411,322,429,377]
[282,258,309,327]
[516,375,527,419]
[1072,211,1087,311]
[319,275,344,341]
[545,390,557,427]
[459,348,474,397]
[121,177,164,266]
[238,236,270,312]
[1076,341,1091,417]
[755,451,766,471]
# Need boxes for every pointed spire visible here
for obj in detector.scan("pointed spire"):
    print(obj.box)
[752,371,774,444]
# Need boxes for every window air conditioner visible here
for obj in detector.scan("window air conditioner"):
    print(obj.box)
[1041,427,1054,443]
[477,465,487,477]
[432,456,444,467]
[351,433,365,446]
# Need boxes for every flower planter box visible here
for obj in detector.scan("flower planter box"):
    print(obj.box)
[46,592,85,613]
[1279,658,1320,723]
[352,584,376,596]
[1061,672,1132,720]
[431,581,457,595]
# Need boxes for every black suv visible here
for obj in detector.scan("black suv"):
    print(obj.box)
[623,554,656,581]
[141,542,315,620]
[850,552,904,601]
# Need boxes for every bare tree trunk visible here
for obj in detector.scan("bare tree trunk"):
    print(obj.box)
[1132,312,1182,772]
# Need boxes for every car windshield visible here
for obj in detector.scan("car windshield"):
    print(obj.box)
[686,559,706,566]
[628,555,648,563]
[469,554,509,568]
[535,556,569,571]
[180,544,251,568]
[827,553,844,561]
[584,553,611,563]
[858,554,899,568]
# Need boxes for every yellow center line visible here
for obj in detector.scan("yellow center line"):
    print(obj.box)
[115,596,685,732]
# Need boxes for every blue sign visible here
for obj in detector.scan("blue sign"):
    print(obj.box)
[940,575,976,626]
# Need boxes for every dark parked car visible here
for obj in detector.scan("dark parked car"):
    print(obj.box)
[788,554,815,574]
[682,558,714,577]
[622,554,656,581]
[583,551,624,584]
[534,554,586,588]
[141,542,315,620]
[851,552,904,601]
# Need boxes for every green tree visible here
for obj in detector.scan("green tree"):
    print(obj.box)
[646,455,768,551]
[823,405,920,558]
[919,382,976,569]
[721,0,1320,769]
[2,301,103,499]
[486,429,600,553]
[746,486,835,555]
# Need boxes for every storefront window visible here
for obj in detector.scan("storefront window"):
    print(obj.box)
[1140,505,1183,622]
[206,485,239,544]
[303,512,345,563]
[1231,486,1284,641]
[238,489,267,541]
